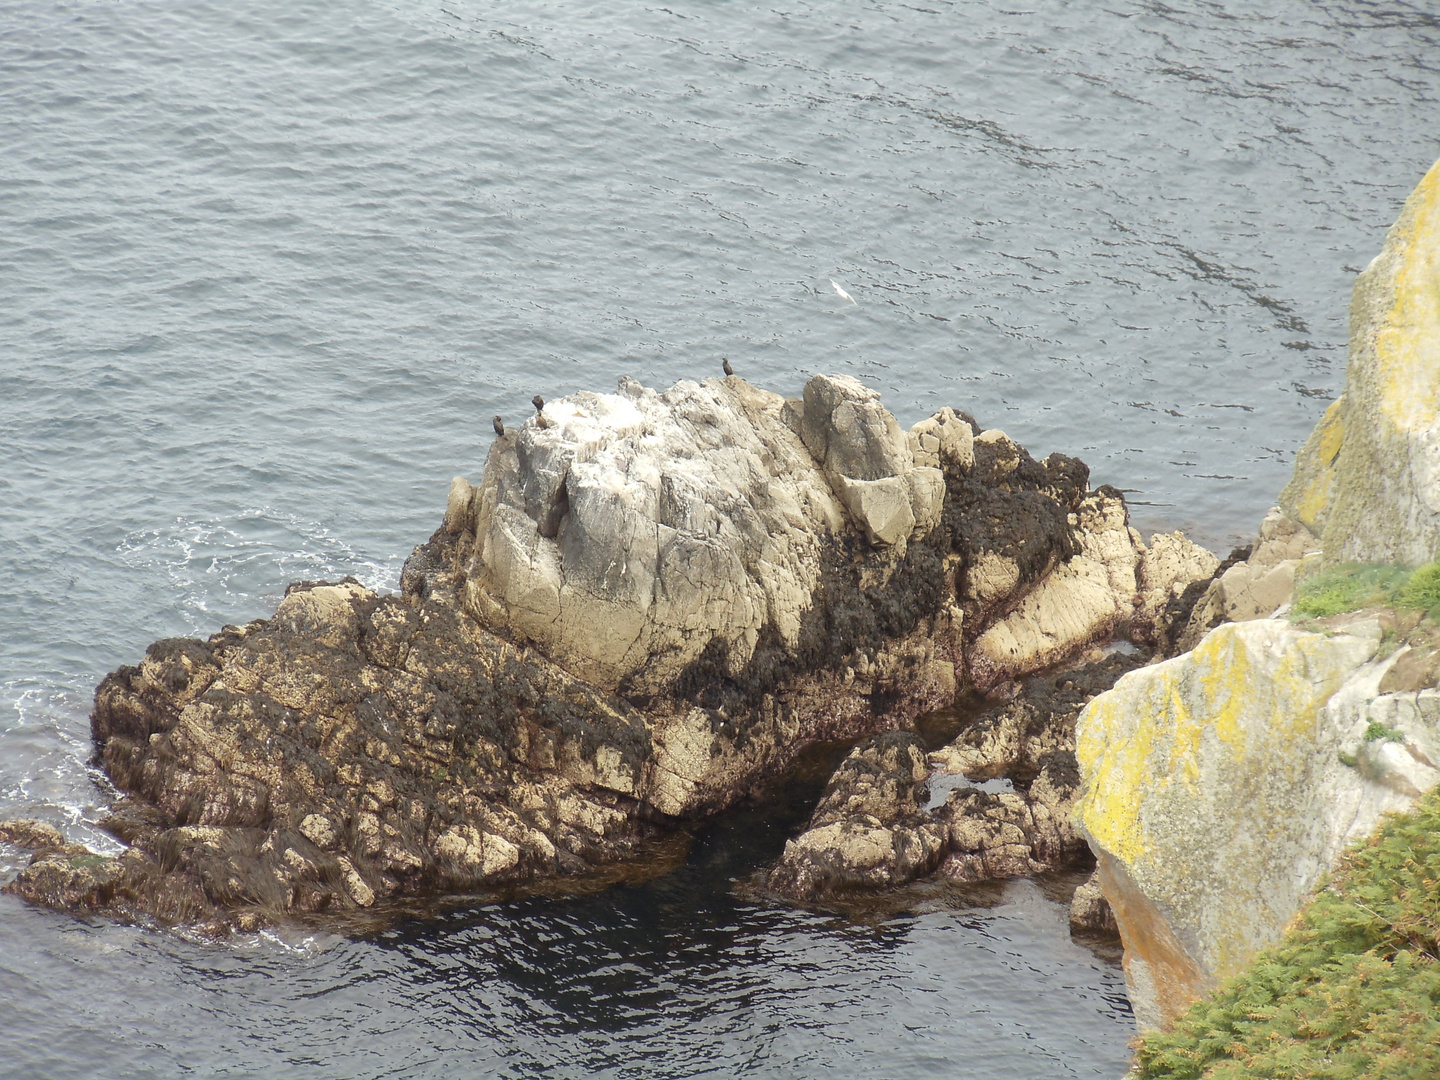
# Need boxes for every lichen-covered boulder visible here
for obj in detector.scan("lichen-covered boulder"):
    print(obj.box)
[1071,616,1440,1031]
[1280,155,1440,566]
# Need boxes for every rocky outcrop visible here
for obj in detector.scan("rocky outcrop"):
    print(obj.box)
[1073,614,1440,1031]
[764,732,945,898]
[1173,507,1318,654]
[768,652,1144,901]
[6,372,1207,933]
[1068,868,1117,936]
[461,373,953,699]
[9,575,671,930]
[1279,155,1440,566]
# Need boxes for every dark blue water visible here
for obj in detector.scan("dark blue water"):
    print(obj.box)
[2,1,1437,1075]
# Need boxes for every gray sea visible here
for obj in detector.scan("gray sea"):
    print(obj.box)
[2,1,1437,1076]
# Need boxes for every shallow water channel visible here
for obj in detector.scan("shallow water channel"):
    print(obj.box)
[0,733,1134,1079]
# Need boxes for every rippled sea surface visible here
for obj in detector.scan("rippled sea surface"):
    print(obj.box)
[2,1,1437,1075]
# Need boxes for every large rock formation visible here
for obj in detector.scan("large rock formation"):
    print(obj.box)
[1173,506,1318,654]
[461,374,947,697]
[1074,614,1440,1031]
[3,372,1210,932]
[1065,157,1440,1037]
[1280,155,1440,566]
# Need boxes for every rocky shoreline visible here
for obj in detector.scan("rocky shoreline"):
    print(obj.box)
[2,370,1215,936]
[6,151,1438,1076]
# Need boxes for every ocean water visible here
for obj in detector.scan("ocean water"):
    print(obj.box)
[1,1,1436,1075]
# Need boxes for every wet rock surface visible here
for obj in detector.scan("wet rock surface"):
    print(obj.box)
[768,652,1145,901]
[1068,869,1118,936]
[6,373,1205,933]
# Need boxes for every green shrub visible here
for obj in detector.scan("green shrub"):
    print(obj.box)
[1395,561,1440,615]
[1131,786,1440,1079]
[1291,564,1412,619]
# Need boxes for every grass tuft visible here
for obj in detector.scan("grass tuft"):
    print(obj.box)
[1395,561,1440,615]
[1291,564,1412,619]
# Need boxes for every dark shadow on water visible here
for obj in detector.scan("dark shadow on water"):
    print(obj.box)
[358,732,1124,1035]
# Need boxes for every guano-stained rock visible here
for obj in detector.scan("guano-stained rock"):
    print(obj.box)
[7,372,1178,933]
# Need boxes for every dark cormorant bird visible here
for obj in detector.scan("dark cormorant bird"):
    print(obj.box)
[493,416,505,437]
[722,357,734,377]
[532,395,545,413]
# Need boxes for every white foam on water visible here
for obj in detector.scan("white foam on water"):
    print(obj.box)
[115,506,406,635]
[0,677,127,854]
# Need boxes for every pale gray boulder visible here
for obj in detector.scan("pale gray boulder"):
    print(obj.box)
[792,373,945,549]
[464,376,848,695]
[1175,507,1320,654]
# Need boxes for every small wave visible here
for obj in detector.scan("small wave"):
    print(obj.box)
[115,506,405,635]
[1,678,128,854]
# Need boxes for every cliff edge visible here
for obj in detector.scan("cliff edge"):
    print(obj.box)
[1075,155,1440,1035]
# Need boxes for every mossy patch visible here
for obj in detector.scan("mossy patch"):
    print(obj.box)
[1291,564,1412,618]
[1395,562,1440,617]
[1364,721,1404,743]
[1291,560,1440,621]
[1131,785,1440,1079]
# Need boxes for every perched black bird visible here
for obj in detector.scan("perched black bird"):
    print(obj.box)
[532,394,545,413]
[493,415,505,437]
[722,357,734,377]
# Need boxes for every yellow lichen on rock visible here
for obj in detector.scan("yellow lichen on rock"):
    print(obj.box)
[1073,619,1381,1031]
[1281,155,1440,564]
[1280,396,1344,532]
[1374,160,1440,434]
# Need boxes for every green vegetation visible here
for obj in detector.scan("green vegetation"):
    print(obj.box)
[1290,564,1412,618]
[1396,562,1440,619]
[1364,720,1404,744]
[1291,560,1440,620]
[1132,786,1440,1079]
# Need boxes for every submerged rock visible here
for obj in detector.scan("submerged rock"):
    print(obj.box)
[1068,869,1117,936]
[7,373,1198,932]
